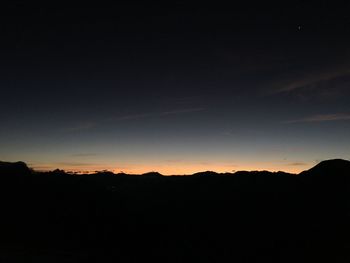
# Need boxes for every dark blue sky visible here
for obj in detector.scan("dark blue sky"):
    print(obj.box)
[1,2,350,173]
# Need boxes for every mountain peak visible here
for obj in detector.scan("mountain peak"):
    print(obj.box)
[0,161,31,175]
[300,159,350,177]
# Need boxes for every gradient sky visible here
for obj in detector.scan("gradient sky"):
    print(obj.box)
[1,2,350,174]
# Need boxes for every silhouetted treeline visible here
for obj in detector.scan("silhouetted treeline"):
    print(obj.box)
[0,159,349,262]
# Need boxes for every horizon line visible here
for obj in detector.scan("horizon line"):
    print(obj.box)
[4,158,349,176]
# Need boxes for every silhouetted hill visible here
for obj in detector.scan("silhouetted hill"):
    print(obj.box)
[0,159,350,262]
[300,159,350,177]
[299,159,350,190]
[192,171,219,176]
[0,161,31,175]
[142,171,163,177]
[2,159,350,177]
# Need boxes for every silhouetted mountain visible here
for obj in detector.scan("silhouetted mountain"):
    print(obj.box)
[1,159,350,262]
[192,171,219,176]
[141,171,163,177]
[299,159,350,190]
[0,161,31,175]
[2,159,350,177]
[94,170,116,176]
[300,159,350,177]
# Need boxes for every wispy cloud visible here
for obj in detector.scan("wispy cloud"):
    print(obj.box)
[62,122,96,132]
[165,159,183,163]
[271,66,350,94]
[30,162,96,171]
[288,162,307,166]
[111,113,152,121]
[62,108,205,133]
[159,108,204,116]
[285,113,350,123]
[31,165,55,170]
[55,162,96,167]
[71,153,98,157]
[110,107,205,122]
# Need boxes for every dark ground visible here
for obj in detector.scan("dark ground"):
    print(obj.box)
[0,159,350,262]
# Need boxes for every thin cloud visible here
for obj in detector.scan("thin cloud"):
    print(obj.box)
[62,122,96,132]
[285,113,350,123]
[112,113,152,121]
[159,107,205,116]
[31,162,97,171]
[110,108,205,122]
[71,153,98,157]
[288,162,307,166]
[165,159,183,163]
[271,66,350,94]
[31,165,55,170]
[55,162,96,167]
[62,108,206,132]
[171,96,201,105]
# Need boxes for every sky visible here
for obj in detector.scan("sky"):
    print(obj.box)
[1,2,350,174]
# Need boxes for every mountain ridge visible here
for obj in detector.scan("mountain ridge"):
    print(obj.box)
[1,159,350,176]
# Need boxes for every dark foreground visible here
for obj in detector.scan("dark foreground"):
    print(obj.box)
[1,159,350,262]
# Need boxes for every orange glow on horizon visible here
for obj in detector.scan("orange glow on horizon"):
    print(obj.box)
[31,161,310,175]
